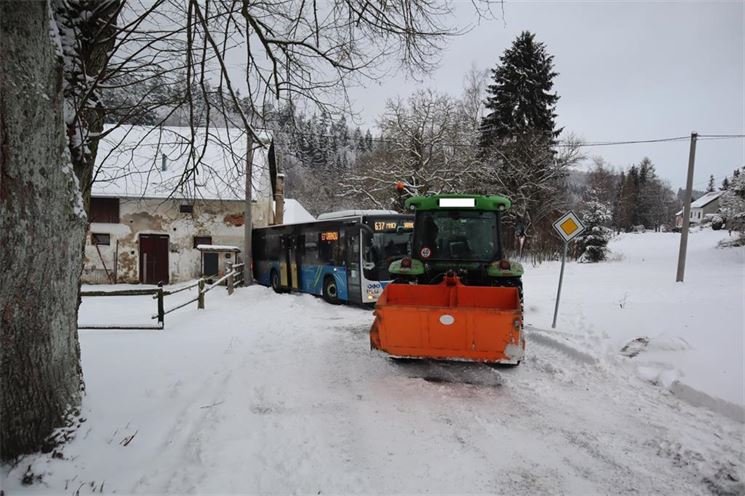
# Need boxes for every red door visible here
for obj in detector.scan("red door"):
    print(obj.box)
[140,234,169,285]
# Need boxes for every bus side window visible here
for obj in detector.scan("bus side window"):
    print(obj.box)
[304,231,319,264]
[253,231,264,260]
[334,230,346,266]
[319,233,333,263]
[267,233,280,258]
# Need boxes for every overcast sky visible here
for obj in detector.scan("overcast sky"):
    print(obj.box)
[345,0,744,190]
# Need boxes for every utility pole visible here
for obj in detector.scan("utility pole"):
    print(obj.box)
[244,132,254,285]
[676,132,698,282]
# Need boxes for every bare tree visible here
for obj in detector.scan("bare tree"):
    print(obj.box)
[341,89,480,208]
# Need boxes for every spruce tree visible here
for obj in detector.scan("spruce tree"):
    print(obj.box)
[478,31,567,235]
[479,31,560,149]
[578,191,612,262]
[706,174,715,193]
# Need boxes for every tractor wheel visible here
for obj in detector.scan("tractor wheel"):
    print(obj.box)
[323,276,341,304]
[271,270,282,293]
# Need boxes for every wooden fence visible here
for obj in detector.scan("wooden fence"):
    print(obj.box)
[79,262,245,330]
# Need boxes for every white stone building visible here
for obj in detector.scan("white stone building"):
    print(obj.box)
[83,125,312,284]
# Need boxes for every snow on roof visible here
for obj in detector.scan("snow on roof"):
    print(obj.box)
[690,191,723,209]
[92,125,273,201]
[280,199,315,224]
[196,244,241,252]
[316,209,398,220]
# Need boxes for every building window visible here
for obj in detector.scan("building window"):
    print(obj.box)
[90,197,120,223]
[91,233,111,245]
[193,236,212,248]
[180,204,194,214]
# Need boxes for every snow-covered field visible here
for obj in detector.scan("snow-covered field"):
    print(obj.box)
[524,229,745,411]
[2,230,743,495]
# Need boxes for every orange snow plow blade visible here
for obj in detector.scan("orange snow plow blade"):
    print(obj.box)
[370,275,524,364]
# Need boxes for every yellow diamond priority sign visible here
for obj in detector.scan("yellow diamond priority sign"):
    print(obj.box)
[553,211,585,242]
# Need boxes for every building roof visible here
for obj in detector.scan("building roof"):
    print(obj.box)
[281,199,315,224]
[92,125,273,201]
[675,191,724,216]
[690,191,723,208]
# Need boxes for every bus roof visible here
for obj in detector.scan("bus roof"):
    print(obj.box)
[405,194,511,212]
[253,212,411,230]
[317,209,398,220]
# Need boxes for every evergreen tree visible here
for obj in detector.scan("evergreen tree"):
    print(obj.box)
[364,129,374,152]
[477,31,572,237]
[721,177,730,191]
[479,31,560,149]
[637,157,660,228]
[706,174,715,193]
[353,127,363,152]
[720,167,745,241]
[578,191,612,262]
[617,166,641,231]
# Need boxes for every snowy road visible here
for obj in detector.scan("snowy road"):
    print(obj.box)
[4,285,743,495]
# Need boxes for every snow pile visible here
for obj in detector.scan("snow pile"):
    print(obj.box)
[523,229,744,412]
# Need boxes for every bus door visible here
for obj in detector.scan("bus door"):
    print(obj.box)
[292,234,304,291]
[280,235,292,288]
[345,226,362,304]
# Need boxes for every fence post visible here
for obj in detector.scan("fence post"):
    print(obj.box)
[227,262,234,295]
[198,278,205,309]
[157,282,165,328]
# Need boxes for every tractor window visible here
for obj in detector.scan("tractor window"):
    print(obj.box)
[413,210,499,261]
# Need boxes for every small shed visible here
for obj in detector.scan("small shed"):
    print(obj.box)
[197,244,241,282]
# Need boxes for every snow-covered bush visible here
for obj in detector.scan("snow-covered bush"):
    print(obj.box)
[720,169,745,243]
[577,193,612,262]
[710,214,724,231]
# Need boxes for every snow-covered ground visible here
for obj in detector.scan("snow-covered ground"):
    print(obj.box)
[2,230,743,495]
[523,229,744,411]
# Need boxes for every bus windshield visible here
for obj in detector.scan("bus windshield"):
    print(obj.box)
[413,210,500,262]
[363,217,413,280]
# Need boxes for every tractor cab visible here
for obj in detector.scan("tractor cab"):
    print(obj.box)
[389,194,524,288]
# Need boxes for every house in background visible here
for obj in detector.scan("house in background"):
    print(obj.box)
[675,191,723,228]
[83,125,313,285]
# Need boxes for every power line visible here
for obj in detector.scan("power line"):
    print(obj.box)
[698,134,745,138]
[562,136,690,147]
[276,130,743,149]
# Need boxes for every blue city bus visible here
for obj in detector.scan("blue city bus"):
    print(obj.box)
[252,211,414,304]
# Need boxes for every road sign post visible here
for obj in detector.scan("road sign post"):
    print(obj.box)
[552,242,568,329]
[551,211,585,329]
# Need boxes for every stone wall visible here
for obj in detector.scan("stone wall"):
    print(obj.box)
[83,197,272,284]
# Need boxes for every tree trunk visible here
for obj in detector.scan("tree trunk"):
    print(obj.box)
[54,0,121,208]
[0,0,86,460]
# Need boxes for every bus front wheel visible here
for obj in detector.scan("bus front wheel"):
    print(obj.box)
[271,270,282,293]
[323,276,340,305]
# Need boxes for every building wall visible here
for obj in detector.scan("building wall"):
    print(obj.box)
[688,200,720,224]
[83,198,272,284]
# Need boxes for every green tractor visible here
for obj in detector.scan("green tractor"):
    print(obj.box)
[370,194,526,365]
[388,194,524,294]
